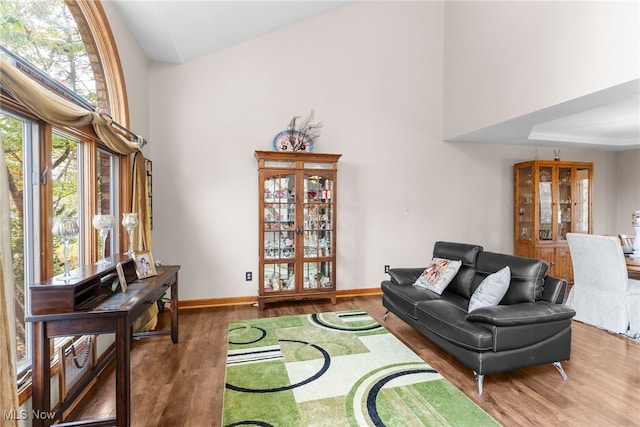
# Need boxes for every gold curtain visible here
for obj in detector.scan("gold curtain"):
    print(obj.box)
[0,58,151,242]
[132,152,152,252]
[0,57,139,155]
[0,145,19,426]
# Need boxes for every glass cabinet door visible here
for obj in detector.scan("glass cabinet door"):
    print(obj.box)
[516,165,533,241]
[302,262,333,289]
[574,166,591,233]
[557,167,572,240]
[302,173,334,289]
[264,263,295,291]
[537,166,553,241]
[263,174,296,293]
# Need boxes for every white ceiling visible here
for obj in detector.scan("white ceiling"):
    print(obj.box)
[111,1,640,151]
[111,1,349,64]
[447,79,640,152]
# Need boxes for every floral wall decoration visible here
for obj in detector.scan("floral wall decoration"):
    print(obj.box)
[272,110,323,152]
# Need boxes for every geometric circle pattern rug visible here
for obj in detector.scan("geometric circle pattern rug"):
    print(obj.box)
[223,310,500,426]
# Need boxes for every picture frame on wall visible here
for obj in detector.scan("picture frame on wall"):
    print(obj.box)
[133,251,157,279]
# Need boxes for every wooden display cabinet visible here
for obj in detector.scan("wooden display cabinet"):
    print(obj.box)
[514,160,593,282]
[255,150,341,310]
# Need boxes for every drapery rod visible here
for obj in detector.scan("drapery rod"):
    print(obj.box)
[0,45,148,147]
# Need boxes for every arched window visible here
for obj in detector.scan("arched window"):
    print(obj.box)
[0,0,128,124]
[71,0,129,125]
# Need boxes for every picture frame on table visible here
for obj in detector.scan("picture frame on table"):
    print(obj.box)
[133,251,157,279]
[115,262,128,292]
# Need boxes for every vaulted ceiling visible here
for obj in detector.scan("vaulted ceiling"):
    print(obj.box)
[111,1,349,64]
[111,1,639,151]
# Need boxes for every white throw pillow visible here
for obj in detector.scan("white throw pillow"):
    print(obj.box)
[414,258,462,295]
[468,266,511,313]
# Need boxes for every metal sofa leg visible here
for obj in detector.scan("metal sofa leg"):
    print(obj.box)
[474,372,484,395]
[553,361,568,380]
[382,310,391,321]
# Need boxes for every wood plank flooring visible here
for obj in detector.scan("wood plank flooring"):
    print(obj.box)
[68,296,640,426]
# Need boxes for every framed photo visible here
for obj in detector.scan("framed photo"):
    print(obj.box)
[133,251,157,279]
[115,262,128,292]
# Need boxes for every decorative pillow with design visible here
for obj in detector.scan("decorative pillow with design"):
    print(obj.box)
[468,266,511,313]
[413,258,462,295]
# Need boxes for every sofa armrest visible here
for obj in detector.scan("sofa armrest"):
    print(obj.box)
[387,268,425,286]
[541,275,567,304]
[466,302,576,327]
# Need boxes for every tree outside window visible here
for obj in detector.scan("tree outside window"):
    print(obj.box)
[1,113,31,371]
[52,131,81,276]
[0,0,97,104]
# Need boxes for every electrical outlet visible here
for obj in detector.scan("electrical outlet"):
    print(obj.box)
[384,265,390,274]
[245,272,252,281]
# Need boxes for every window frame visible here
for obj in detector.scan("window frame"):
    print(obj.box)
[1,109,41,380]
[1,101,129,405]
[1,0,133,404]
[96,147,121,257]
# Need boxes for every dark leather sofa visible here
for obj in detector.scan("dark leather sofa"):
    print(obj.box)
[381,241,576,395]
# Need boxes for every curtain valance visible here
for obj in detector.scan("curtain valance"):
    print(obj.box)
[0,57,139,155]
[1,55,153,252]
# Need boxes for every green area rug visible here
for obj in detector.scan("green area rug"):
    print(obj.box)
[223,310,499,426]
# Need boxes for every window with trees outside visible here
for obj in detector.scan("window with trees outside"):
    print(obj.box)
[0,0,128,397]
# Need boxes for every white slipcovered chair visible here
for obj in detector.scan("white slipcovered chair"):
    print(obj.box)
[566,233,640,334]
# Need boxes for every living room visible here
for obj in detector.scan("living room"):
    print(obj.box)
[2,1,639,426]
[109,1,639,304]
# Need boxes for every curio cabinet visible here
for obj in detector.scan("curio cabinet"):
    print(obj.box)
[255,151,341,309]
[514,160,593,282]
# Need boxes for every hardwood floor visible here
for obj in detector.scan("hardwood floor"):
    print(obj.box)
[68,296,640,426]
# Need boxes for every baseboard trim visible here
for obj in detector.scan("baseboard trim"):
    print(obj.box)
[336,287,383,297]
[178,288,382,310]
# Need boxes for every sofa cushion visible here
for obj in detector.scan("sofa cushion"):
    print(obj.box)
[381,280,440,319]
[387,268,425,286]
[414,258,462,294]
[466,302,577,326]
[474,252,548,304]
[468,266,511,312]
[415,299,494,351]
[433,242,483,299]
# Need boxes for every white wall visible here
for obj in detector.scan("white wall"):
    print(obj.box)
[443,1,639,139]
[101,0,150,152]
[615,149,640,234]
[145,2,620,302]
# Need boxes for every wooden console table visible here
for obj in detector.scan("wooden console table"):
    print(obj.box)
[26,259,180,427]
